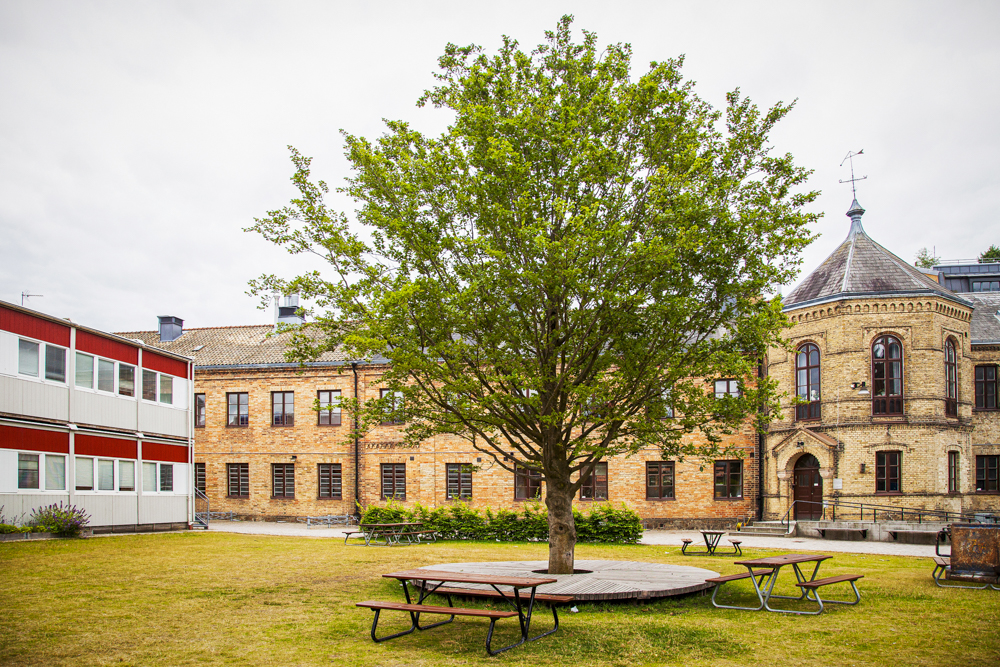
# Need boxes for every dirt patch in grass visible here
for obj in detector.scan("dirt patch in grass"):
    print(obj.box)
[0,535,997,666]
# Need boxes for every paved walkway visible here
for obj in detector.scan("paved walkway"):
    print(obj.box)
[206,522,938,557]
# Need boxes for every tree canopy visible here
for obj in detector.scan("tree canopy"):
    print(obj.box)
[914,247,941,269]
[979,244,1000,263]
[248,17,818,572]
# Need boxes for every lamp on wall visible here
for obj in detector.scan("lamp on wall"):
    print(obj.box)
[859,463,866,474]
[850,381,870,395]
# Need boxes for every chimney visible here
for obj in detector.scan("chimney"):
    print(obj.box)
[275,295,306,326]
[158,316,184,342]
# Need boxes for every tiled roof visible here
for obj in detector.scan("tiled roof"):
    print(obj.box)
[115,324,351,367]
[784,199,971,310]
[968,293,1000,344]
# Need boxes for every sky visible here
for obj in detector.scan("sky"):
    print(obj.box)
[1,1,998,334]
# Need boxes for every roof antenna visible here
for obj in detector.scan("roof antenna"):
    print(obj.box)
[21,291,43,306]
[839,149,867,199]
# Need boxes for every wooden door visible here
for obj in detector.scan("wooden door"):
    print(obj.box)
[793,454,823,520]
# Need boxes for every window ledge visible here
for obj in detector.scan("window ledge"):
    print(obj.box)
[713,496,745,501]
[645,497,676,502]
[317,496,344,500]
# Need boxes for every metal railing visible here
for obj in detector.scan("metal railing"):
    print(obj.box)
[193,488,234,526]
[779,499,990,529]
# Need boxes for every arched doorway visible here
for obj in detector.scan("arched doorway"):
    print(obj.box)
[793,454,823,520]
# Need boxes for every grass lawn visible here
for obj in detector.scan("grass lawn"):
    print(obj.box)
[1,532,997,666]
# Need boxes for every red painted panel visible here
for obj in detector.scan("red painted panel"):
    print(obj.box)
[142,442,189,463]
[0,306,71,346]
[74,434,138,459]
[76,330,139,365]
[142,351,189,378]
[0,424,70,453]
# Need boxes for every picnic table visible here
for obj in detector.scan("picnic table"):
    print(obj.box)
[707,553,863,615]
[357,568,564,655]
[344,522,435,546]
[681,530,742,556]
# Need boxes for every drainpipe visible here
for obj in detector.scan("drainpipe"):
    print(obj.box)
[757,358,766,522]
[352,362,361,521]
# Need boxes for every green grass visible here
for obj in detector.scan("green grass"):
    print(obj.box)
[1,533,997,666]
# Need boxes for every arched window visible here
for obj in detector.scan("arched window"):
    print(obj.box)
[872,334,904,415]
[795,343,821,421]
[945,338,958,417]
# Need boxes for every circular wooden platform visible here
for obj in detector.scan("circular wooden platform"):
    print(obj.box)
[413,560,719,601]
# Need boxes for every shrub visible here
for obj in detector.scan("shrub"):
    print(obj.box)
[359,500,641,544]
[27,503,90,537]
[0,524,31,534]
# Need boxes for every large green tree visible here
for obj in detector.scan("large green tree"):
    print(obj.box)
[248,17,818,573]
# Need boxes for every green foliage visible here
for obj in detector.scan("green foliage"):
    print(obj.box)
[359,501,641,543]
[979,244,1000,263]
[27,502,90,537]
[0,523,31,534]
[914,247,940,269]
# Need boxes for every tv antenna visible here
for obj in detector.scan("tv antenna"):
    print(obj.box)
[21,291,43,306]
[839,149,867,198]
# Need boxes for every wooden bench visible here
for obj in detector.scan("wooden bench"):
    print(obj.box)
[795,574,863,613]
[398,530,437,544]
[356,600,519,644]
[728,539,743,556]
[930,556,999,589]
[705,569,774,610]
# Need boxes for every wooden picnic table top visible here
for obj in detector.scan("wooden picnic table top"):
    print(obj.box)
[384,569,558,588]
[359,522,423,528]
[735,553,832,567]
[700,530,726,535]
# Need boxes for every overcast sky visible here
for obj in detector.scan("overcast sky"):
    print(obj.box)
[2,1,998,334]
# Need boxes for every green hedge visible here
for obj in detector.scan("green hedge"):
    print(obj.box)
[360,501,642,544]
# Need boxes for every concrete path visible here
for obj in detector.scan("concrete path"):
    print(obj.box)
[205,521,939,557]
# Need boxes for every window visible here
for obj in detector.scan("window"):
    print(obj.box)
[579,462,608,500]
[318,390,342,426]
[17,453,39,489]
[118,364,135,397]
[976,455,999,493]
[945,338,957,417]
[272,391,294,426]
[76,353,95,388]
[446,463,472,500]
[661,388,674,419]
[975,365,998,410]
[972,280,1000,292]
[227,393,249,427]
[876,451,901,494]
[45,455,66,491]
[227,463,249,497]
[714,460,743,499]
[75,456,94,491]
[194,463,206,494]
[514,465,541,500]
[381,463,406,500]
[98,459,115,490]
[318,463,342,498]
[98,359,115,393]
[44,345,66,382]
[159,375,173,404]
[948,452,959,494]
[195,394,206,428]
[159,464,173,492]
[646,461,675,500]
[872,335,904,415]
[18,339,39,377]
[272,463,294,498]
[119,460,135,492]
[142,369,157,401]
[714,379,740,398]
[142,462,157,493]
[795,343,821,421]
[380,389,404,424]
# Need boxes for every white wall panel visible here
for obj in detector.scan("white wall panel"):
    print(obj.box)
[72,390,138,431]
[0,375,24,415]
[17,381,68,421]
[0,449,17,492]
[172,463,189,495]
[0,331,17,376]
[172,378,189,410]
[138,494,187,524]
[75,494,116,527]
[138,403,188,438]
[0,493,72,524]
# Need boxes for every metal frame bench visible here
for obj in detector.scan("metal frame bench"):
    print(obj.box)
[795,574,864,614]
[931,556,1000,590]
[706,569,775,610]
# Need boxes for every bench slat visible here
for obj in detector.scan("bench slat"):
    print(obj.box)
[356,600,518,619]
[933,556,950,566]
[425,586,574,604]
[705,569,773,584]
[384,569,556,588]
[797,574,863,589]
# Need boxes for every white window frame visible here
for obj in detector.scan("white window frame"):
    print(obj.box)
[141,461,177,494]
[75,353,135,398]
[15,336,67,386]
[139,370,180,408]
[14,451,68,493]
[73,455,139,494]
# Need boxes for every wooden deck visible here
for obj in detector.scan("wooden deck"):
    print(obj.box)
[411,560,718,601]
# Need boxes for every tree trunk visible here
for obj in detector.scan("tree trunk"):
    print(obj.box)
[545,482,576,574]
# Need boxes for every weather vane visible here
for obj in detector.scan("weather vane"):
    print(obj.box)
[839,149,867,198]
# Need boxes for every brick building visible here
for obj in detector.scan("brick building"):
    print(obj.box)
[121,300,757,528]
[762,198,1000,521]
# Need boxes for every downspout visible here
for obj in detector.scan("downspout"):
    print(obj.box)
[757,357,766,522]
[352,362,361,521]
